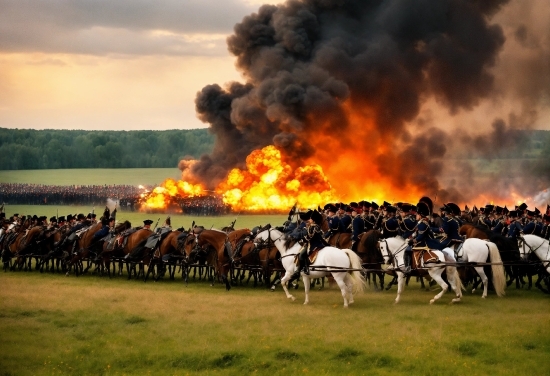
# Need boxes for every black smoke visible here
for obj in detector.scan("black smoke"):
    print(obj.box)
[186,0,548,205]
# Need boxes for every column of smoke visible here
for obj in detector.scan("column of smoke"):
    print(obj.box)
[182,0,550,207]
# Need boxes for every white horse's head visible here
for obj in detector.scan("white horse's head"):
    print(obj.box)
[378,240,391,265]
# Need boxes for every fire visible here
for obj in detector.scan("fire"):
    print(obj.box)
[140,178,206,210]
[216,146,337,212]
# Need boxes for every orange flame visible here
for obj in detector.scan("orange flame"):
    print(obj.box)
[216,145,337,212]
[140,178,206,211]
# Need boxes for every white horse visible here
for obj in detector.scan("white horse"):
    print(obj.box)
[448,238,506,298]
[518,235,550,274]
[254,228,366,308]
[378,237,463,304]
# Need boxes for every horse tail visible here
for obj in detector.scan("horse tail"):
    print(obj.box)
[487,242,506,297]
[342,249,367,294]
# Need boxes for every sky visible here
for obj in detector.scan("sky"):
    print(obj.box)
[0,0,549,133]
[0,0,277,130]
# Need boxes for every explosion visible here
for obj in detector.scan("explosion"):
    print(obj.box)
[216,145,336,211]
[140,178,206,211]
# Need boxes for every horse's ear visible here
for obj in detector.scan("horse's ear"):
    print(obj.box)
[191,220,195,229]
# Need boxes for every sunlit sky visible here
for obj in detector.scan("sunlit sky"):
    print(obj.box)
[0,0,278,131]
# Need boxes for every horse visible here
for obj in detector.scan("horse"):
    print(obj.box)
[327,232,352,250]
[517,235,550,292]
[38,226,70,273]
[356,230,386,290]
[143,230,186,282]
[254,227,366,308]
[189,228,251,290]
[65,222,103,276]
[450,238,506,298]
[460,223,524,289]
[378,237,463,304]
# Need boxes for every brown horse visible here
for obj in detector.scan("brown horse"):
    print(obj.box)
[143,230,187,282]
[11,225,46,271]
[356,230,386,290]
[2,218,32,270]
[39,226,70,273]
[98,223,152,279]
[327,232,352,249]
[65,222,103,276]
[189,227,251,290]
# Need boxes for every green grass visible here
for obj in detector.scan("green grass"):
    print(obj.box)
[0,168,181,185]
[0,271,549,375]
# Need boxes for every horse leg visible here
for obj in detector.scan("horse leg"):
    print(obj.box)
[279,271,297,301]
[428,268,449,304]
[343,274,355,305]
[303,276,312,305]
[474,266,489,298]
[394,272,405,304]
[446,267,463,303]
[386,275,397,291]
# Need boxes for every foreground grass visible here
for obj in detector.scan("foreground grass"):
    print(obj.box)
[0,271,548,375]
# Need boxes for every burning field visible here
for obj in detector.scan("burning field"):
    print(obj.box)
[140,0,550,213]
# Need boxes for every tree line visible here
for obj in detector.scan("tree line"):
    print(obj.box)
[0,128,214,170]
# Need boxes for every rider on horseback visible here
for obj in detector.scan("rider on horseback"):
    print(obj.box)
[292,209,327,279]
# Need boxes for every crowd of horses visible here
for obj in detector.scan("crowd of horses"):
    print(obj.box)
[1,215,549,307]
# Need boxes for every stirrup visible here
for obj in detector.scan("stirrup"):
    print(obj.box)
[303,266,310,275]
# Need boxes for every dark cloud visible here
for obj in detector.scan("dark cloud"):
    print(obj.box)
[0,0,258,55]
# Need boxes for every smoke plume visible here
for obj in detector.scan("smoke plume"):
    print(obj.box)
[184,0,550,207]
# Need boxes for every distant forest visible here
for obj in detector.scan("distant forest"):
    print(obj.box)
[0,127,548,170]
[0,128,215,170]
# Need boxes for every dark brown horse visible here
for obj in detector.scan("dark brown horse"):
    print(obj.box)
[189,227,251,290]
[2,218,31,270]
[143,230,187,282]
[356,230,386,290]
[327,232,352,249]
[65,222,103,276]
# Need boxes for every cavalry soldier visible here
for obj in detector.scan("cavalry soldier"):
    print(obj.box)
[398,204,417,240]
[90,207,113,246]
[507,211,523,239]
[292,209,327,279]
[542,214,550,240]
[360,201,375,231]
[403,200,436,274]
[338,205,352,233]
[381,205,400,238]
[522,210,543,236]
[323,204,340,239]
[438,203,463,248]
[351,205,364,251]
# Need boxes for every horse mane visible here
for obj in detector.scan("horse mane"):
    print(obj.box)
[115,220,131,233]
[471,224,493,238]
[283,232,299,249]
[489,233,519,251]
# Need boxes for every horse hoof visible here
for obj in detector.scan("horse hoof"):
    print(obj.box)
[481,296,486,299]
[451,298,461,304]
[429,299,435,304]
[290,296,296,301]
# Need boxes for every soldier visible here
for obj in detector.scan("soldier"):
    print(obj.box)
[351,205,364,251]
[542,214,550,240]
[323,204,340,239]
[507,211,522,239]
[359,201,374,231]
[338,205,352,233]
[292,210,327,279]
[403,200,434,273]
[398,204,417,241]
[438,203,463,248]
[381,205,400,238]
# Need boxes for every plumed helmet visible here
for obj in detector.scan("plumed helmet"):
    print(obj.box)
[418,197,433,216]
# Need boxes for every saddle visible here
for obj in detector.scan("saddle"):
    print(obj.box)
[411,247,440,269]
[294,247,322,267]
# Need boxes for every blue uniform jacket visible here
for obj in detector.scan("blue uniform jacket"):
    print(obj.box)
[327,216,340,232]
[352,215,364,242]
[383,217,400,238]
[339,215,352,232]
[399,216,417,239]
[507,221,523,238]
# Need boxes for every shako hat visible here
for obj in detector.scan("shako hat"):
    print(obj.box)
[445,203,461,216]
[143,219,154,226]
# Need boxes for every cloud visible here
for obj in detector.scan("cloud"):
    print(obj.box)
[0,0,260,56]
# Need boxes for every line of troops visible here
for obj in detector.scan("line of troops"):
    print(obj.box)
[0,209,172,259]
[281,198,550,277]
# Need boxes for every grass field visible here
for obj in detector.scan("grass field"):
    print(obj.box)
[0,168,181,186]
[1,169,549,375]
[0,270,549,376]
